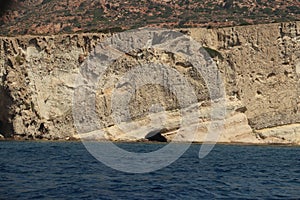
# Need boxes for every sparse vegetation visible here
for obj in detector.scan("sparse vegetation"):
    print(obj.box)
[0,0,299,35]
[15,55,25,65]
[203,47,223,60]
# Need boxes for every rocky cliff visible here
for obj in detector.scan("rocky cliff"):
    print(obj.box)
[0,21,299,144]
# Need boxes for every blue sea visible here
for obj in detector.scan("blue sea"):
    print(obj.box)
[0,141,299,199]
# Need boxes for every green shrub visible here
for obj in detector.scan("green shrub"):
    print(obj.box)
[203,47,223,60]
[15,55,25,65]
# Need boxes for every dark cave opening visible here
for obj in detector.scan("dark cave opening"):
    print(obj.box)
[145,130,167,142]
[0,86,13,137]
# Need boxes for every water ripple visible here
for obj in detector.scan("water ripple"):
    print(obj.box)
[0,141,299,199]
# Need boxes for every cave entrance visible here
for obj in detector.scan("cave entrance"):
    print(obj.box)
[145,130,167,142]
[0,86,13,138]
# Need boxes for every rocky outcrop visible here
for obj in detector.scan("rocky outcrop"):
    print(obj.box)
[255,124,300,144]
[0,21,299,144]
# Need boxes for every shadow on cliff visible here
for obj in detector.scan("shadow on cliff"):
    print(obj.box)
[0,85,13,137]
[0,0,14,17]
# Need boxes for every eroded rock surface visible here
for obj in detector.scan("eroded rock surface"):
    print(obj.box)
[0,21,299,144]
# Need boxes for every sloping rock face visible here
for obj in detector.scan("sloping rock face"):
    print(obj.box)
[0,21,299,144]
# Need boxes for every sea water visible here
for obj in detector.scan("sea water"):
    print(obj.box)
[0,141,299,199]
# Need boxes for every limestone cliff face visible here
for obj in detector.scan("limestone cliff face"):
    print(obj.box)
[0,33,107,139]
[189,22,300,130]
[0,21,299,144]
